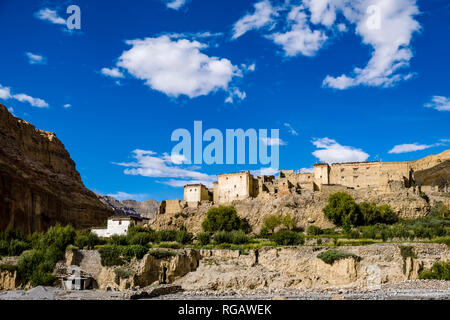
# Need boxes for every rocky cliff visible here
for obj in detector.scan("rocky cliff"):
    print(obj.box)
[0,104,112,233]
[97,195,159,219]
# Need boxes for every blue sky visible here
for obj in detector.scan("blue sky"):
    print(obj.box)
[0,0,449,201]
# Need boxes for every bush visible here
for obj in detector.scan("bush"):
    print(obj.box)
[148,249,177,260]
[75,230,103,249]
[317,250,359,265]
[128,232,152,246]
[214,230,249,244]
[323,192,361,227]
[271,230,304,246]
[419,261,450,280]
[108,235,128,246]
[98,245,124,266]
[262,215,282,233]
[155,242,182,249]
[154,230,178,243]
[176,230,193,244]
[7,240,30,256]
[307,226,323,236]
[282,215,296,230]
[0,264,18,273]
[197,232,211,245]
[202,206,251,233]
[114,267,135,279]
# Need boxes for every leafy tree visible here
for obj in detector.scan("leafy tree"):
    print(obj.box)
[271,230,304,246]
[323,192,361,226]
[202,206,251,233]
[262,215,282,233]
[282,215,296,230]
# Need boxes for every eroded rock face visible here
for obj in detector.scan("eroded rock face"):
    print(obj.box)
[0,104,112,233]
[149,188,430,234]
[175,244,449,291]
[0,271,21,291]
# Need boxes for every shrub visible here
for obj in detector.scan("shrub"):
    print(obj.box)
[271,230,304,246]
[419,261,450,280]
[282,215,296,230]
[176,230,193,244]
[75,230,103,249]
[7,240,30,256]
[108,235,128,246]
[317,250,359,265]
[262,215,282,233]
[114,267,135,279]
[154,230,178,243]
[0,264,18,273]
[323,192,361,227]
[307,226,323,236]
[202,206,251,233]
[148,249,177,260]
[156,242,182,249]
[197,232,211,245]
[128,232,152,246]
[98,245,124,267]
[377,205,398,224]
[121,245,148,260]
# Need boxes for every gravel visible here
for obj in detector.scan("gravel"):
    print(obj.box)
[0,280,448,300]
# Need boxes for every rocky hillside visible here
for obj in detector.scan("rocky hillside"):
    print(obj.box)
[149,186,434,234]
[0,104,112,233]
[97,195,159,219]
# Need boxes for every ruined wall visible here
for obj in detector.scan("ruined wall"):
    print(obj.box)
[184,184,210,203]
[216,172,255,204]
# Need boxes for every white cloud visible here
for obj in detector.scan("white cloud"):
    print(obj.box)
[251,167,279,176]
[63,104,72,109]
[284,122,298,136]
[7,107,14,114]
[34,8,66,25]
[312,137,369,163]
[268,5,328,57]
[299,167,313,173]
[115,149,217,187]
[165,0,187,10]
[106,191,150,201]
[25,52,47,65]
[388,143,432,154]
[225,87,247,103]
[321,0,420,89]
[0,84,49,108]
[232,0,278,39]
[424,96,450,111]
[261,137,286,146]
[112,35,245,102]
[101,67,125,78]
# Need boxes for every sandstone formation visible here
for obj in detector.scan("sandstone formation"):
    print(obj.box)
[61,244,449,293]
[175,244,449,291]
[0,104,112,233]
[97,195,159,220]
[150,186,433,234]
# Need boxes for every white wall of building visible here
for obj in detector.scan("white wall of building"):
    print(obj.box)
[91,218,131,238]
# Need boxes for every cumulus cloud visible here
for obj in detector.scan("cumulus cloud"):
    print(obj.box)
[232,0,279,39]
[424,96,450,111]
[231,0,420,89]
[388,143,432,154]
[0,84,49,108]
[312,137,369,163]
[107,35,245,102]
[251,167,279,176]
[268,5,328,57]
[115,149,217,187]
[25,52,47,65]
[284,122,299,136]
[34,8,66,25]
[321,0,420,89]
[164,0,187,10]
[101,67,124,78]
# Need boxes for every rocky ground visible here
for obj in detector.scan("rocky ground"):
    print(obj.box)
[0,280,448,300]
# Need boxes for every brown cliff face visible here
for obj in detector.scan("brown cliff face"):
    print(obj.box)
[0,104,112,233]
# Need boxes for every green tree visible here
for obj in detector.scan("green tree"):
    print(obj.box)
[262,214,282,233]
[202,206,251,233]
[323,192,361,226]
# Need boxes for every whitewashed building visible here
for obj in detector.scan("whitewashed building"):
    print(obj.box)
[91,216,148,238]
